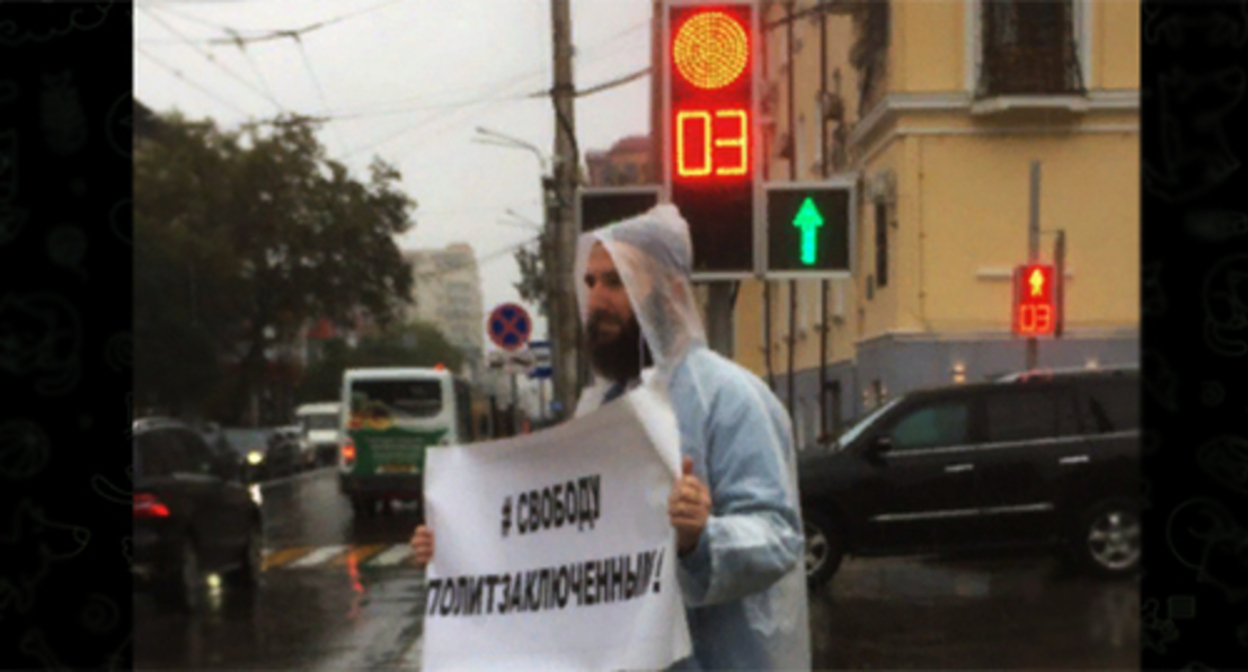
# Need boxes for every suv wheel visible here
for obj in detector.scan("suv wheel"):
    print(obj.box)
[804,511,845,588]
[156,538,203,613]
[1075,499,1141,578]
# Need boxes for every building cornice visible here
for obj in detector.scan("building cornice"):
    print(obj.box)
[847,89,1140,151]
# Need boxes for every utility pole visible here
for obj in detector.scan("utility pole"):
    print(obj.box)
[1027,161,1041,370]
[551,0,579,421]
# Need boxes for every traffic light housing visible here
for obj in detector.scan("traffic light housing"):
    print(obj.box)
[663,1,758,276]
[765,180,855,276]
[577,186,661,234]
[1012,263,1058,337]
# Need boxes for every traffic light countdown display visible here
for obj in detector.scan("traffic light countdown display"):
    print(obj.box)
[765,181,853,274]
[1012,263,1058,337]
[665,3,755,274]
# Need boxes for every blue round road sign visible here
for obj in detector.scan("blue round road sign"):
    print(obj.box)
[488,302,532,352]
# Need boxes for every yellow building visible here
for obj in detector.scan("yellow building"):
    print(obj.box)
[732,0,1140,449]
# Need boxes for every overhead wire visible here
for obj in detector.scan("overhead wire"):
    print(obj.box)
[143,0,411,45]
[135,44,253,117]
[139,5,287,114]
[148,4,285,116]
[339,25,650,159]
[291,33,349,155]
[409,236,540,281]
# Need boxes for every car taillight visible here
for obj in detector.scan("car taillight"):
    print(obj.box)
[133,493,170,519]
[341,439,355,466]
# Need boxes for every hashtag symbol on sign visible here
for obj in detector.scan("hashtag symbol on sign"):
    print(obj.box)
[501,496,513,538]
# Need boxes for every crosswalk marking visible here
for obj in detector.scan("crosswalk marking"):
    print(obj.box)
[330,543,387,567]
[261,547,315,571]
[287,545,348,568]
[369,544,415,567]
[260,543,419,570]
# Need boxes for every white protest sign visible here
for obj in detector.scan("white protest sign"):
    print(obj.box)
[421,383,691,672]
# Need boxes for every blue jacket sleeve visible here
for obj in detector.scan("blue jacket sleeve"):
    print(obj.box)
[676,381,805,607]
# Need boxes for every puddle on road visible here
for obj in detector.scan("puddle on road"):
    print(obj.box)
[809,556,1139,670]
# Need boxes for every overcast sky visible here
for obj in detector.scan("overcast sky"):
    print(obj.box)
[135,0,655,353]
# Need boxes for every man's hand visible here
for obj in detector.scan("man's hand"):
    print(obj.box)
[410,525,434,569]
[669,456,711,557]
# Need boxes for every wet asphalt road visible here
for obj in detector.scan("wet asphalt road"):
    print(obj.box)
[134,468,1139,670]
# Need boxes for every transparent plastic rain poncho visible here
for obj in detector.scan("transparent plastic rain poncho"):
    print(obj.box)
[573,205,811,671]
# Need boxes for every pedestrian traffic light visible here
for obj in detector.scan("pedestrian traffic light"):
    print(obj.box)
[765,180,855,276]
[663,1,757,275]
[577,186,661,234]
[1013,263,1057,337]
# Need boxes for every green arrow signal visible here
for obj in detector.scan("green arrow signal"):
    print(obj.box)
[792,196,824,266]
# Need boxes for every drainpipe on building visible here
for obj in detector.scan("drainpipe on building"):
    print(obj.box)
[762,5,776,393]
[1027,161,1041,370]
[818,0,831,443]
[786,0,798,422]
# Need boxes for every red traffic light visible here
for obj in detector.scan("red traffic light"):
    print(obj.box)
[1013,264,1057,337]
[673,11,749,90]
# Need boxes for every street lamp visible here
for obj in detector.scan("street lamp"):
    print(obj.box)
[472,127,555,175]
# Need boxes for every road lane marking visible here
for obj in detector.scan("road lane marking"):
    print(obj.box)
[330,544,387,567]
[261,547,314,570]
[368,544,414,567]
[287,545,348,568]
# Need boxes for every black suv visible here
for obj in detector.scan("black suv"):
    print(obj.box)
[133,418,264,611]
[799,367,1140,587]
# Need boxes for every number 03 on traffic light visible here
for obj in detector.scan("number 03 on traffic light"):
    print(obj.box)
[675,109,748,178]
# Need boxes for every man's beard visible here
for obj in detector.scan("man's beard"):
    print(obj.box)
[586,311,651,384]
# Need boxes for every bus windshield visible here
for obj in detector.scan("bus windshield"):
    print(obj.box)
[302,414,339,432]
[350,380,443,420]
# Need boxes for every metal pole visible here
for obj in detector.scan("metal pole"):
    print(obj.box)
[819,0,830,442]
[538,377,546,423]
[551,0,579,421]
[1055,229,1066,338]
[511,371,519,436]
[1027,161,1041,370]
[706,283,734,358]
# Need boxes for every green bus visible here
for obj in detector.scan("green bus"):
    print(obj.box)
[337,367,476,517]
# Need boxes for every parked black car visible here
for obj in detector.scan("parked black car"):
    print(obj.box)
[133,418,264,611]
[799,366,1140,587]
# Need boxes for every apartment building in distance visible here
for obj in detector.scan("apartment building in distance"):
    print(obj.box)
[403,243,487,383]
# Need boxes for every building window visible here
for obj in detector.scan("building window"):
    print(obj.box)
[874,201,888,288]
[977,0,1084,97]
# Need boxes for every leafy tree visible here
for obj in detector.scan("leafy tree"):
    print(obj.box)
[135,111,417,423]
[512,239,550,320]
